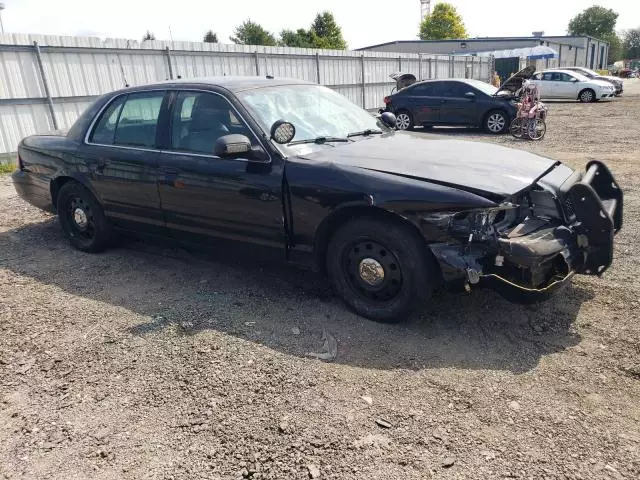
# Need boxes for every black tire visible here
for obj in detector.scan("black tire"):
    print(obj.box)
[56,181,112,253]
[578,89,596,103]
[484,109,509,134]
[326,217,436,323]
[395,110,414,131]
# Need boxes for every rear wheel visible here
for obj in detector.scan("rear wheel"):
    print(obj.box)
[527,119,546,140]
[395,110,414,131]
[57,181,112,253]
[326,217,436,322]
[579,89,596,103]
[485,110,508,134]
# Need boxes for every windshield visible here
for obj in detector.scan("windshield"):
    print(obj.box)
[577,67,598,77]
[464,79,498,96]
[238,84,387,146]
[568,71,591,82]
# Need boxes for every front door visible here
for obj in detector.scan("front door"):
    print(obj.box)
[436,81,477,125]
[78,90,167,234]
[157,90,285,249]
[554,72,581,99]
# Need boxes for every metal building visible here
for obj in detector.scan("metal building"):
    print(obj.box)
[357,36,610,72]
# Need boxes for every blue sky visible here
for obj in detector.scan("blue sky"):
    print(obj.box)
[1,0,638,48]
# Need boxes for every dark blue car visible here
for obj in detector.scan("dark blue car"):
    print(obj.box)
[382,78,518,134]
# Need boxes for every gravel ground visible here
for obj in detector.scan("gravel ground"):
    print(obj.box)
[1,80,639,480]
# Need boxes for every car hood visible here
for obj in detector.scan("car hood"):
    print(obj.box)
[297,133,567,197]
[589,79,616,88]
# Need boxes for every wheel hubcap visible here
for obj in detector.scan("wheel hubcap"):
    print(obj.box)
[68,197,95,239]
[358,258,385,286]
[582,91,593,101]
[396,114,410,130]
[73,208,88,229]
[344,240,403,302]
[488,114,505,132]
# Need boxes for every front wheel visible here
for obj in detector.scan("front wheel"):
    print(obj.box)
[57,181,112,253]
[326,217,436,322]
[527,119,547,140]
[579,89,596,103]
[485,110,508,134]
[510,118,524,138]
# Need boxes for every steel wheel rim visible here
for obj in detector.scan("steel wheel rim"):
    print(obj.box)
[527,120,546,140]
[488,113,506,132]
[581,91,594,102]
[343,240,403,302]
[68,196,95,240]
[396,113,411,130]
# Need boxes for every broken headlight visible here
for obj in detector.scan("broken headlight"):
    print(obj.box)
[422,203,518,242]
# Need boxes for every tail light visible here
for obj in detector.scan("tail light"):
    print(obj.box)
[383,96,391,105]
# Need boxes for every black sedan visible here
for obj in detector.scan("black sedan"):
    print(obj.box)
[382,78,518,133]
[13,77,622,322]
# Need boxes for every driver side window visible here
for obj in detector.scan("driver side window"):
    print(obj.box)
[169,91,253,156]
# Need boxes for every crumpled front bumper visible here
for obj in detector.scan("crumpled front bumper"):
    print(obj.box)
[430,161,623,303]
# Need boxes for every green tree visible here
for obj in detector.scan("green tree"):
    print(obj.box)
[142,31,156,41]
[568,5,618,38]
[419,3,468,40]
[309,11,347,49]
[203,30,218,43]
[230,20,277,46]
[602,32,622,64]
[623,28,640,59]
[280,28,313,48]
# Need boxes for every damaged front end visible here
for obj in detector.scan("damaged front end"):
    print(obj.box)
[421,161,623,303]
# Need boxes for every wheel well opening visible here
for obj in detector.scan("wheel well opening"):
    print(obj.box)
[50,176,74,212]
[313,206,434,276]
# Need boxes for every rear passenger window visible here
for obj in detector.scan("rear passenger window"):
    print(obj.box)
[90,92,165,148]
[90,96,125,144]
[114,92,165,148]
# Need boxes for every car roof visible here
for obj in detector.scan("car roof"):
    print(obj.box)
[537,69,583,75]
[116,76,315,95]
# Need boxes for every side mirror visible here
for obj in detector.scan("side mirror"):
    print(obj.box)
[270,120,296,144]
[379,111,396,129]
[214,134,251,157]
[464,91,476,99]
[571,78,579,82]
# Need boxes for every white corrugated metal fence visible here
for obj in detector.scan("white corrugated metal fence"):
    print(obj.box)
[0,33,491,157]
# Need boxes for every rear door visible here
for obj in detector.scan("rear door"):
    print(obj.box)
[534,72,558,98]
[437,81,477,125]
[79,90,167,234]
[399,83,440,125]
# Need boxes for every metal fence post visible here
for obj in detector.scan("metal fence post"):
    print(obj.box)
[449,56,454,77]
[164,47,174,80]
[360,54,366,108]
[32,41,59,130]
[434,57,438,79]
[398,55,402,72]
[254,51,260,76]
[418,54,422,80]
[428,58,432,79]
[315,52,321,84]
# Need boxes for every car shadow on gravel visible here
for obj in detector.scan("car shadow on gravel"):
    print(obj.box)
[1,219,592,374]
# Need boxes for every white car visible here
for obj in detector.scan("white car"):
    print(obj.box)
[529,69,616,102]
[555,67,623,96]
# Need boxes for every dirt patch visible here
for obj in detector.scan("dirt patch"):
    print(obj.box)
[1,81,639,480]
